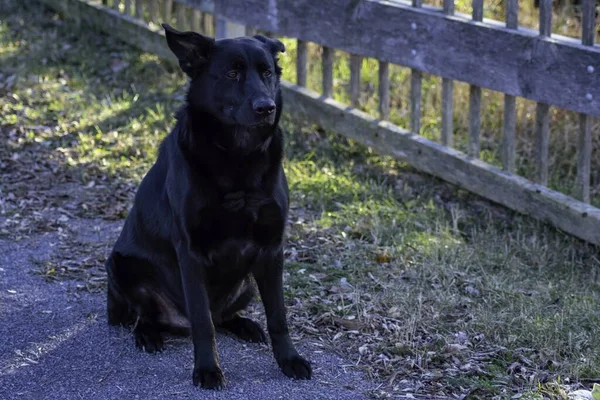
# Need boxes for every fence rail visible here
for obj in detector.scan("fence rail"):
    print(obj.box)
[37,0,600,246]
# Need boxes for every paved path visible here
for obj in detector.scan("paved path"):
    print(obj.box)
[0,222,374,400]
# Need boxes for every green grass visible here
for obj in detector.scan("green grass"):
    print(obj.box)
[1,1,600,399]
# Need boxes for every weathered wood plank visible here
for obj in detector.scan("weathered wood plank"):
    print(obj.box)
[113,0,120,11]
[539,0,552,37]
[443,0,454,15]
[164,0,172,23]
[176,1,187,30]
[506,0,518,29]
[441,79,453,146]
[441,0,455,147]
[135,0,143,19]
[36,0,600,246]
[535,103,550,185]
[149,0,158,23]
[468,85,481,157]
[534,0,552,185]
[410,70,422,134]
[203,13,212,36]
[296,40,308,87]
[215,0,600,118]
[349,54,361,108]
[322,47,334,98]
[124,0,131,15]
[410,0,423,134]
[577,113,592,203]
[577,0,595,202]
[472,0,483,22]
[503,0,518,172]
[503,96,517,172]
[468,0,483,157]
[191,9,201,32]
[378,61,390,120]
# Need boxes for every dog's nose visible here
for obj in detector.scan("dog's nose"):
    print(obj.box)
[252,99,276,115]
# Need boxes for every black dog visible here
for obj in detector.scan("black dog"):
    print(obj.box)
[105,23,311,389]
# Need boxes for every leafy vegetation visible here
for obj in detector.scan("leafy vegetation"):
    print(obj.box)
[1,1,599,399]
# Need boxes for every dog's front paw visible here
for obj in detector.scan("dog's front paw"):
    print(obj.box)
[279,355,312,380]
[193,366,226,390]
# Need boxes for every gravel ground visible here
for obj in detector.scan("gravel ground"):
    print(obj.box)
[0,221,375,400]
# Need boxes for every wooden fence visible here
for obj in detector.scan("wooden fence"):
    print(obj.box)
[37,0,600,245]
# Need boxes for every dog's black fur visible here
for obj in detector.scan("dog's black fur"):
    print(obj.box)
[105,23,311,389]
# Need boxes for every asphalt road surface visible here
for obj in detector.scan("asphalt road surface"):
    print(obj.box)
[0,222,374,400]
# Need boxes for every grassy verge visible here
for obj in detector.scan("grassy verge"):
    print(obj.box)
[1,1,599,398]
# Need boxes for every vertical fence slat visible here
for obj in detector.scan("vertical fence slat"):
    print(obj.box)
[164,0,173,24]
[148,0,158,23]
[443,0,454,14]
[378,61,390,120]
[576,0,595,202]
[113,0,121,11]
[469,85,481,157]
[124,0,131,15]
[539,0,552,37]
[322,47,334,98]
[535,0,552,184]
[503,96,517,172]
[506,0,518,29]
[411,70,422,134]
[176,2,187,30]
[135,0,143,19]
[410,0,423,134]
[297,40,308,87]
[535,104,550,185]
[441,79,453,146]
[202,13,213,36]
[468,0,483,157]
[349,54,361,108]
[441,0,455,146]
[502,0,518,172]
[472,0,483,21]
[191,9,201,32]
[578,114,592,202]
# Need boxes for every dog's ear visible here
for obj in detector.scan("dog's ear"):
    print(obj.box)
[162,23,214,76]
[253,35,286,55]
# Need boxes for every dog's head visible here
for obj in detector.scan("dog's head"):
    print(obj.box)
[163,24,285,146]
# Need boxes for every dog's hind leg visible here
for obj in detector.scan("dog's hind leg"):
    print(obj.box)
[107,281,133,326]
[218,278,267,343]
[106,252,166,353]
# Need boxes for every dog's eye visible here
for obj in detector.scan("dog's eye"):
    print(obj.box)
[226,71,239,79]
[263,70,272,78]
